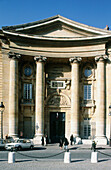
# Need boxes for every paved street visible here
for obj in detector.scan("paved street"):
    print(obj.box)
[0,144,111,169]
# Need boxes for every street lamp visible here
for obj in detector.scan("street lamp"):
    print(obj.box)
[109,104,111,146]
[0,102,5,139]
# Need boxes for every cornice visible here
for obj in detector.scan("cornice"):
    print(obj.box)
[2,30,111,42]
[2,15,111,35]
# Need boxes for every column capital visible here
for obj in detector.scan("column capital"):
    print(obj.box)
[95,55,108,62]
[8,52,21,60]
[34,56,47,63]
[69,57,82,63]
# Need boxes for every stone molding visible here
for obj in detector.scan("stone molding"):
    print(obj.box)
[8,52,21,60]
[34,56,47,63]
[45,92,71,107]
[95,55,108,62]
[69,57,82,63]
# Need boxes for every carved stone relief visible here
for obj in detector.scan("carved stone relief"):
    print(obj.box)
[48,95,67,106]
[47,93,71,107]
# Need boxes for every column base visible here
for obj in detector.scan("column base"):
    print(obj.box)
[95,136,107,145]
[33,134,43,145]
[74,136,82,145]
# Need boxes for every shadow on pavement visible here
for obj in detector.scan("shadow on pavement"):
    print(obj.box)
[16,159,33,163]
[69,147,78,150]
[0,160,7,162]
[96,147,105,150]
[98,159,110,162]
[33,147,46,150]
[15,147,47,152]
[71,159,84,163]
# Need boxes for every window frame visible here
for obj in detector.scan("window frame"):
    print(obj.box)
[83,118,91,139]
[84,84,92,100]
[23,83,32,102]
[50,81,66,89]
[24,65,33,77]
[83,65,92,78]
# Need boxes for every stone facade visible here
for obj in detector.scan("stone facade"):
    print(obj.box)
[0,15,111,145]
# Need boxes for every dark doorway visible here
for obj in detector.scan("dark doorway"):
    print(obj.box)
[23,117,32,138]
[50,112,65,143]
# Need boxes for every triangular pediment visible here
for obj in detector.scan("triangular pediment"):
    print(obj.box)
[2,15,111,39]
[19,21,97,38]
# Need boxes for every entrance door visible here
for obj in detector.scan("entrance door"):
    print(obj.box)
[83,118,91,139]
[50,112,65,143]
[23,117,32,139]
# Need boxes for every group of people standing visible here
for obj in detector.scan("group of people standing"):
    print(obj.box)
[41,134,75,149]
[41,135,49,146]
[59,134,75,150]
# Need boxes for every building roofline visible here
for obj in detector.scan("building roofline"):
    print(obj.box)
[3,30,111,42]
[2,15,111,35]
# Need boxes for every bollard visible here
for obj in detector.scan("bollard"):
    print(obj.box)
[8,148,15,163]
[91,151,98,163]
[64,149,71,163]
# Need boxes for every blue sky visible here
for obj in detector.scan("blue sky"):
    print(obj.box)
[0,0,111,29]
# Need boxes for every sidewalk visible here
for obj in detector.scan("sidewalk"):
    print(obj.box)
[40,143,111,150]
[73,144,111,150]
[0,159,111,170]
[0,144,111,170]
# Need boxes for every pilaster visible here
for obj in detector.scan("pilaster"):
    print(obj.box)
[34,56,47,144]
[95,55,108,145]
[69,57,82,144]
[8,52,21,137]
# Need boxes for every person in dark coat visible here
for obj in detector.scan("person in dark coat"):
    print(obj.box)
[41,136,44,146]
[59,138,63,149]
[45,135,48,145]
[70,134,74,145]
[64,137,69,150]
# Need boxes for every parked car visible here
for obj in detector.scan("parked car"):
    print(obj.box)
[5,136,15,143]
[5,139,34,151]
[0,139,6,149]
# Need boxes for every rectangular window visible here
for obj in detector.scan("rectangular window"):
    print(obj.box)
[84,125,91,138]
[84,85,92,100]
[51,81,65,89]
[88,125,91,137]
[23,83,32,101]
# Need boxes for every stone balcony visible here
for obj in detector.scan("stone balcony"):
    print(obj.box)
[81,100,96,107]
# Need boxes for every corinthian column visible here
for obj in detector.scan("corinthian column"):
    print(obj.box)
[34,56,47,144]
[95,55,108,145]
[69,57,82,144]
[8,52,21,137]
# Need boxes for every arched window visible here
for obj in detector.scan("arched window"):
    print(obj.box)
[84,67,92,77]
[24,66,32,76]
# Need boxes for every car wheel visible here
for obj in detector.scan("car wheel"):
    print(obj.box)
[30,145,33,150]
[18,146,22,151]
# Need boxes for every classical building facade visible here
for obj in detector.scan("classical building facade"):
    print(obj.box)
[0,15,111,145]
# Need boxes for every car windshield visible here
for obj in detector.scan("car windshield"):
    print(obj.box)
[15,139,26,143]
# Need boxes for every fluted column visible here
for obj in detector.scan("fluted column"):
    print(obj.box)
[34,56,47,143]
[8,52,21,137]
[95,55,108,145]
[69,57,82,143]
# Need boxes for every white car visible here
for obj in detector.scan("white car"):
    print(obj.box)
[5,139,34,151]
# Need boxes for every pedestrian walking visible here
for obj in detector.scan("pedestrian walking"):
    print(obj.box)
[41,136,44,146]
[70,134,74,145]
[45,135,48,145]
[59,137,63,149]
[64,137,69,150]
